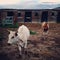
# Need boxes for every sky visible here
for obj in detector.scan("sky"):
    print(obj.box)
[0,0,60,9]
[0,0,60,5]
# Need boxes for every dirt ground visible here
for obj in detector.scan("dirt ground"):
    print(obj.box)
[0,23,60,60]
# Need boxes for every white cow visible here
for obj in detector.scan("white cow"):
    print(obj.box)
[7,25,30,55]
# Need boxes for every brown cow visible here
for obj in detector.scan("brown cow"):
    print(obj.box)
[41,22,49,35]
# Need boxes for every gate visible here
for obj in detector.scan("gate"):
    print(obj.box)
[57,12,60,23]
[24,11,32,22]
[41,11,48,22]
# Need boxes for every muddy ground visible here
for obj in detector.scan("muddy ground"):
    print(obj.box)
[0,23,60,60]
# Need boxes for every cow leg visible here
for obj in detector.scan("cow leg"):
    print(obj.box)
[23,41,28,55]
[19,47,22,55]
[24,41,27,49]
[18,45,22,55]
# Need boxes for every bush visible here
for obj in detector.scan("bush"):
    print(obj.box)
[30,30,37,35]
[1,23,19,28]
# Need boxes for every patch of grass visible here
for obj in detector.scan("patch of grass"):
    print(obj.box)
[30,30,37,35]
[1,23,19,28]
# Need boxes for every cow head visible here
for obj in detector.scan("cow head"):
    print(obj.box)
[7,30,18,45]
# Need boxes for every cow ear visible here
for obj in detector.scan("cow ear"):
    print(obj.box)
[15,32,18,36]
[8,32,10,34]
[7,31,10,34]
[7,29,11,34]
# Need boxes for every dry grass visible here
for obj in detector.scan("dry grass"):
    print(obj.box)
[0,23,60,60]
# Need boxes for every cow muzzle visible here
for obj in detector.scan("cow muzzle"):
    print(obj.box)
[7,43,11,46]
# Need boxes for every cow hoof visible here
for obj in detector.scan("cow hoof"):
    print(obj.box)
[18,54,22,58]
[25,51,27,55]
[17,55,22,59]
